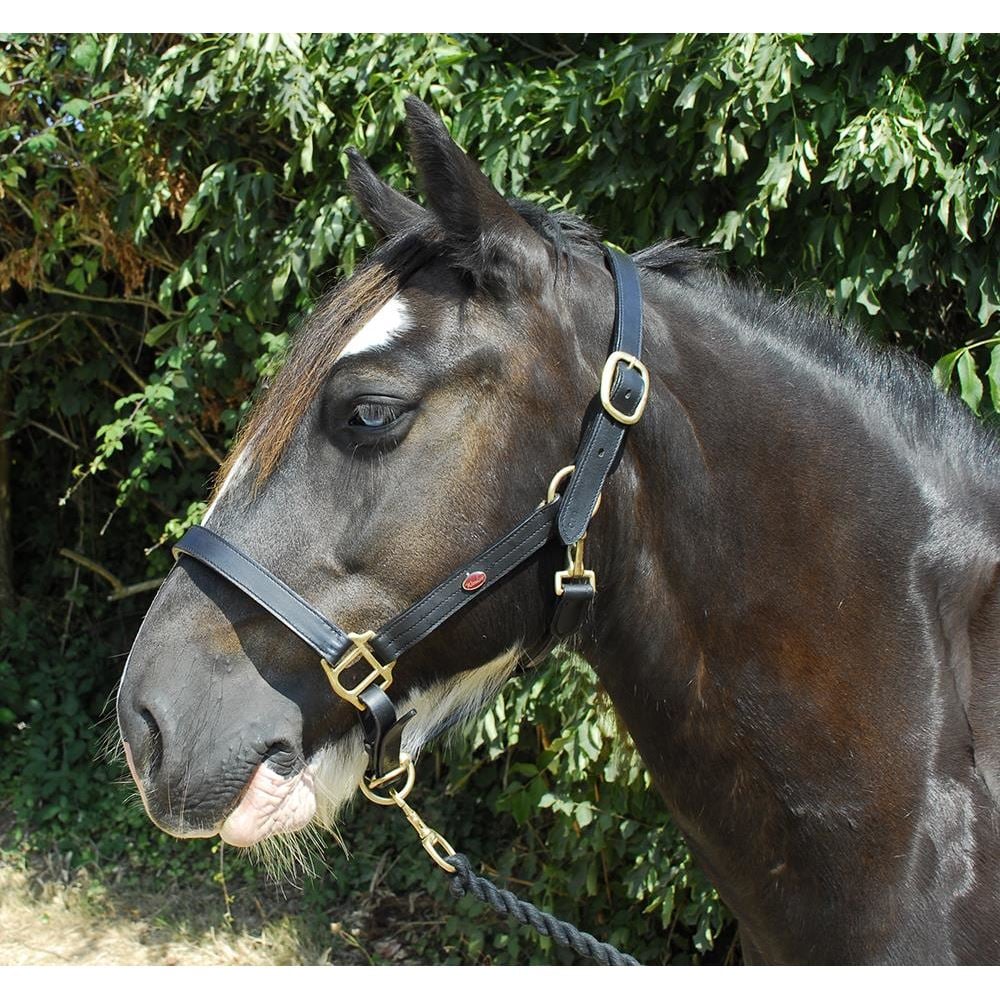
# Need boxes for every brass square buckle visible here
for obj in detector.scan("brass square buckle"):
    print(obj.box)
[320,630,396,711]
[600,351,650,426]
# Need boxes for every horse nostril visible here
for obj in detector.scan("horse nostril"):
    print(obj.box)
[139,707,164,780]
[264,739,298,777]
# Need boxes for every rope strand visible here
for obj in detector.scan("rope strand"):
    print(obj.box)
[445,853,640,966]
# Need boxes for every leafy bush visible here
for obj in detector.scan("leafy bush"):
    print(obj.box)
[3,32,999,964]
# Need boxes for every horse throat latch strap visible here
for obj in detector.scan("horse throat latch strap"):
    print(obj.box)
[171,244,647,805]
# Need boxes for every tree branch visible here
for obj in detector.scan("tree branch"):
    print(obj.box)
[107,577,165,601]
[58,548,124,591]
[57,547,164,600]
[38,281,180,319]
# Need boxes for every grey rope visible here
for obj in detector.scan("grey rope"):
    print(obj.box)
[445,853,640,966]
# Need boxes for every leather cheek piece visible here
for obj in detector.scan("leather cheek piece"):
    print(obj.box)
[371,498,563,663]
[558,245,644,546]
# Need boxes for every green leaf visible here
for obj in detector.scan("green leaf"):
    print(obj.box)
[143,320,177,347]
[101,34,119,71]
[675,76,702,111]
[61,98,90,119]
[70,36,100,72]
[301,132,314,175]
[932,348,964,391]
[986,346,1000,411]
[271,259,291,301]
[23,132,58,154]
[957,350,983,414]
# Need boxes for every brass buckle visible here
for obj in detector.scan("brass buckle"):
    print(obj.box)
[320,630,396,711]
[600,351,649,425]
[554,537,597,597]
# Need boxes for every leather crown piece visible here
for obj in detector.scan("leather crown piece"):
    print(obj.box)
[172,244,648,786]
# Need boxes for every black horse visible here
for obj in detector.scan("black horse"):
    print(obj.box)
[117,98,1000,963]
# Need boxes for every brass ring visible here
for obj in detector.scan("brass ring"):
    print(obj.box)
[544,464,602,516]
[359,755,415,806]
[546,465,577,503]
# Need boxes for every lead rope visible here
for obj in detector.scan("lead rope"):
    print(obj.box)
[360,757,640,966]
[445,853,640,966]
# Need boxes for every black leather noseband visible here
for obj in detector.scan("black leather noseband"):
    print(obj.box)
[173,245,648,788]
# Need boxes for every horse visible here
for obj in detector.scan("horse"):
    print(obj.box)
[116,97,1000,964]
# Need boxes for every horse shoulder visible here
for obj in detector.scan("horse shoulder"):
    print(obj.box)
[965,561,1000,807]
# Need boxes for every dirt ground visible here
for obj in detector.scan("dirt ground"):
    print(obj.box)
[0,861,325,965]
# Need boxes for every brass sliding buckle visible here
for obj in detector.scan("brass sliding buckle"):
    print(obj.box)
[600,350,649,425]
[554,536,597,597]
[320,630,396,711]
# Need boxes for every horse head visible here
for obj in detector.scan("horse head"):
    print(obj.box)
[116,99,627,848]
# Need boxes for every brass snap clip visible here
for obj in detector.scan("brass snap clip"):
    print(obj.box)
[554,536,597,597]
[359,756,456,873]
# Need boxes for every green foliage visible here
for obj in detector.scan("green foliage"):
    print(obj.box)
[3,32,1000,964]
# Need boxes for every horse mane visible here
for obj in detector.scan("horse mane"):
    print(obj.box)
[642,250,1000,478]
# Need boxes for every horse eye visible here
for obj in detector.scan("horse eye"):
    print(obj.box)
[348,401,402,430]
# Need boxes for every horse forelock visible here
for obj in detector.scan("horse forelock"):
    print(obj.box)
[209,232,436,498]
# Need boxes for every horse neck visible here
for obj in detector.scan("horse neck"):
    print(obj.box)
[577,270,1000,962]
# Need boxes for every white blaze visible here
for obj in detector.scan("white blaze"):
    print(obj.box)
[337,295,410,360]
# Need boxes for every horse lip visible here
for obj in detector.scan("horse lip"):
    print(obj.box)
[122,740,152,813]
[218,759,318,848]
[123,740,142,788]
[262,740,300,778]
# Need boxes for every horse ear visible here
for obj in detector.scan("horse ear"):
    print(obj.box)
[347,148,427,239]
[403,97,548,285]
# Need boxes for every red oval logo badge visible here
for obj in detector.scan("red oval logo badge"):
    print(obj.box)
[462,571,487,592]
